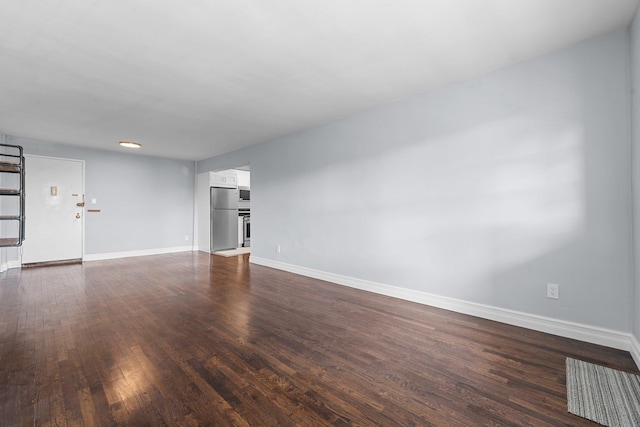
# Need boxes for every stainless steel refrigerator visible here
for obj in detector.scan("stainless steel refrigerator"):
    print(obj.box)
[210,187,239,252]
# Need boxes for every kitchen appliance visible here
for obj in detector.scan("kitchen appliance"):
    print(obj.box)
[237,216,244,247]
[238,186,250,210]
[210,187,239,252]
[238,207,250,247]
[243,215,250,247]
[238,186,250,201]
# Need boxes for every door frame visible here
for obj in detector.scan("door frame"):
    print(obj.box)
[22,154,86,265]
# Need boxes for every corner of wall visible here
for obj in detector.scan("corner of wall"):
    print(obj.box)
[631,334,640,368]
[629,1,640,354]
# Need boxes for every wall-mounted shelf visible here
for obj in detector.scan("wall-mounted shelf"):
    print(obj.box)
[0,188,21,195]
[0,143,25,247]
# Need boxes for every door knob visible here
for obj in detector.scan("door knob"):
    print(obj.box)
[76,213,81,219]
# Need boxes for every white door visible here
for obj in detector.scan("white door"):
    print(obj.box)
[21,156,84,264]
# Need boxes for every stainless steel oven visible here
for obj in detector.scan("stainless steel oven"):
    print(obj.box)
[239,208,250,247]
[242,215,250,247]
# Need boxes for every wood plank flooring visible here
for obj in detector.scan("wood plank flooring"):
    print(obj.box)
[0,252,637,426]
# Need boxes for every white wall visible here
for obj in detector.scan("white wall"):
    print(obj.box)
[195,172,211,252]
[7,136,195,259]
[199,29,633,333]
[630,5,640,345]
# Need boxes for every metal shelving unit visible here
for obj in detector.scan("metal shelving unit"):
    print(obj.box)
[0,143,25,247]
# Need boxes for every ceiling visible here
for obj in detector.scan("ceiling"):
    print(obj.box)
[0,1,638,161]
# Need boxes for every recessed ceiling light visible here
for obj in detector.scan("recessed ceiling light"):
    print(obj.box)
[119,141,142,149]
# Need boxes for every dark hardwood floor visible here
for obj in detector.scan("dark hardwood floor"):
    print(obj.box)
[0,252,637,426]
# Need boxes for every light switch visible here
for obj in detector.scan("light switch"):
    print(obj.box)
[91,198,97,205]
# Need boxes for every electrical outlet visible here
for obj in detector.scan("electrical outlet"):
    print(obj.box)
[276,245,281,253]
[184,235,189,241]
[547,283,559,299]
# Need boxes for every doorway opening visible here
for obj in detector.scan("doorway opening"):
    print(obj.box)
[21,155,85,266]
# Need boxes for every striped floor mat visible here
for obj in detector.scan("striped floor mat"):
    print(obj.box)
[566,358,640,426]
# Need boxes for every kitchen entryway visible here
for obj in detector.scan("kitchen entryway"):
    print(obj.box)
[196,165,250,254]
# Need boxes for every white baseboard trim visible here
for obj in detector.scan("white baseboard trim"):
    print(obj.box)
[251,257,637,360]
[0,259,21,272]
[84,246,194,262]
